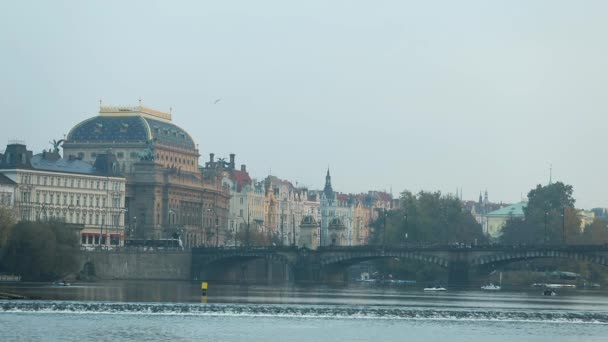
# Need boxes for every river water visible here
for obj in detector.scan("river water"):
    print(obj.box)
[1,281,607,341]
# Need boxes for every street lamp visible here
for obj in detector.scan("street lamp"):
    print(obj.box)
[131,216,137,239]
[237,214,251,248]
[169,209,183,242]
[381,208,387,248]
[544,212,549,245]
[37,203,49,221]
[403,214,408,246]
[561,208,566,245]
[206,208,219,247]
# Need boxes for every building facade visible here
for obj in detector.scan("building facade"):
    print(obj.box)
[0,173,16,208]
[63,105,229,248]
[484,202,526,239]
[0,143,126,247]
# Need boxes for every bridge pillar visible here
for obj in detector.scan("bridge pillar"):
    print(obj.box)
[265,259,273,284]
[447,252,471,287]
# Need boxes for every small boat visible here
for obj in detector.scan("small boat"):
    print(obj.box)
[52,281,71,287]
[545,284,576,289]
[424,286,447,291]
[543,289,557,296]
[481,283,501,291]
[482,272,502,291]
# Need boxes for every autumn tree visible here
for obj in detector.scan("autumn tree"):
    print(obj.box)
[500,182,580,245]
[582,219,608,245]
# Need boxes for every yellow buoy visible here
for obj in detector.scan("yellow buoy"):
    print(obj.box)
[201,282,208,296]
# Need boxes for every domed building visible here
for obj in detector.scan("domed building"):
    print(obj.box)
[64,106,198,174]
[63,105,229,247]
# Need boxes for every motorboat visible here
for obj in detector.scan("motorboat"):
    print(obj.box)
[481,283,501,291]
[423,286,447,291]
[545,284,576,289]
[52,281,71,287]
[482,272,502,291]
[543,289,557,296]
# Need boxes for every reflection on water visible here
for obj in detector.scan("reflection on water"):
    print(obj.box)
[1,280,608,311]
[1,281,608,342]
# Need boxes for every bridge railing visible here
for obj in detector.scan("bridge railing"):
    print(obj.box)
[192,245,300,253]
[191,244,608,254]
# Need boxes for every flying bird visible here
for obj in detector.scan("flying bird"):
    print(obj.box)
[213,98,222,104]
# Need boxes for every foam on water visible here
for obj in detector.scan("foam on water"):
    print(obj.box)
[1,301,607,324]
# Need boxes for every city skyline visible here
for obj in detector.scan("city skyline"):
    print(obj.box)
[2,1,607,208]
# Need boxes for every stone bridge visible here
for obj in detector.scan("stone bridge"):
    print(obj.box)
[191,245,608,285]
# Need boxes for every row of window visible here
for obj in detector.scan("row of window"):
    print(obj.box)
[18,173,123,191]
[155,153,196,167]
[38,210,121,227]
[81,235,121,246]
[32,191,122,208]
[89,151,138,160]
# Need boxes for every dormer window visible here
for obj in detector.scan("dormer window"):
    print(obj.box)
[120,123,129,133]
[94,123,103,133]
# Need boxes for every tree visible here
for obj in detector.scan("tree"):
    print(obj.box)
[371,190,486,246]
[3,220,79,280]
[582,219,608,245]
[500,182,580,245]
[0,206,16,248]
[499,218,534,245]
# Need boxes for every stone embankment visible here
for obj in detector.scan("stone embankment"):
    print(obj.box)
[79,250,192,280]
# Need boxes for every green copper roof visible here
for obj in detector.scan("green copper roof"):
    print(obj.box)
[486,202,526,217]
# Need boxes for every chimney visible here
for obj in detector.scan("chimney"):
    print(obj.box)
[229,153,235,170]
[209,153,215,164]
[241,164,246,172]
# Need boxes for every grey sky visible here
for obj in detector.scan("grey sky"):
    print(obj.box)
[1,1,606,208]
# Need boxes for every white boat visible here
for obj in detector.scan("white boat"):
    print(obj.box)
[482,272,502,291]
[424,286,447,291]
[545,284,576,289]
[481,283,501,291]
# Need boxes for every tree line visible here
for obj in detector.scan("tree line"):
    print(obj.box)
[369,182,608,246]
[369,190,487,246]
[0,208,79,281]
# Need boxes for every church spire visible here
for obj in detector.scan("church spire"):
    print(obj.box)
[324,168,334,198]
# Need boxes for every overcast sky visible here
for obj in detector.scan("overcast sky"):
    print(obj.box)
[1,1,607,208]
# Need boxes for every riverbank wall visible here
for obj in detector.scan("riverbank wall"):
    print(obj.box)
[79,250,191,280]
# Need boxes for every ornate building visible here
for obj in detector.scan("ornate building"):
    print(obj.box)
[263,175,309,246]
[0,143,126,247]
[319,170,392,247]
[221,156,266,246]
[320,169,339,246]
[63,105,229,247]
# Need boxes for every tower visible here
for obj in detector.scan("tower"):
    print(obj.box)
[320,168,336,246]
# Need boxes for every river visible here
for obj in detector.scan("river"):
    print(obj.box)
[1,281,607,341]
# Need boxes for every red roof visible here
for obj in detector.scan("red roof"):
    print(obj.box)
[231,170,252,191]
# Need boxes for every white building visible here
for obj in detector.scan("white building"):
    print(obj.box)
[0,143,127,247]
[0,173,16,208]
[223,162,266,245]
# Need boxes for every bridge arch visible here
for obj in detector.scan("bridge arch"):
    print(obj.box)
[202,250,295,267]
[472,250,608,268]
[320,250,449,268]
[191,249,296,283]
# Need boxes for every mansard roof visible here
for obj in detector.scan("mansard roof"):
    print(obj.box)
[66,106,196,150]
[0,173,16,185]
[0,144,121,177]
